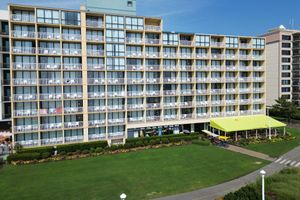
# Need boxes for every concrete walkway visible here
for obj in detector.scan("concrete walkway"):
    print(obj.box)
[156,146,300,200]
[224,145,275,162]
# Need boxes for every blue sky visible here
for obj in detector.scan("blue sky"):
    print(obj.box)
[1,0,300,36]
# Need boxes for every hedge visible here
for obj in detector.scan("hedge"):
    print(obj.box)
[19,146,54,155]
[223,185,259,200]
[56,141,108,153]
[7,152,41,163]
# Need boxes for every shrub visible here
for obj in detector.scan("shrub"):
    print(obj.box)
[135,141,144,147]
[56,141,108,153]
[0,157,4,166]
[149,139,160,146]
[13,143,23,153]
[81,150,90,154]
[19,146,54,155]
[124,142,134,149]
[89,148,95,153]
[7,152,41,163]
[223,185,259,200]
[95,147,103,153]
[59,151,66,156]
[161,138,169,144]
[40,152,51,159]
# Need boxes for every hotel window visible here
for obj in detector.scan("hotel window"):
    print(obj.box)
[37,9,60,24]
[61,11,80,26]
[282,57,291,63]
[282,50,291,56]
[282,43,291,48]
[106,30,125,43]
[127,0,133,7]
[125,17,143,30]
[163,33,179,45]
[106,58,125,70]
[106,44,125,56]
[281,87,291,92]
[195,35,210,47]
[225,37,238,48]
[282,65,290,70]
[282,72,290,78]
[282,35,291,41]
[106,15,124,29]
[282,80,290,85]
[252,38,265,49]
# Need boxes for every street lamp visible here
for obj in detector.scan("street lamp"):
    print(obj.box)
[120,193,127,200]
[260,170,266,200]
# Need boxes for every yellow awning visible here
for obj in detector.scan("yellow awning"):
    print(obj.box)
[218,136,230,141]
[210,115,286,133]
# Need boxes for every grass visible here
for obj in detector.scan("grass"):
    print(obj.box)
[0,145,268,200]
[245,127,300,157]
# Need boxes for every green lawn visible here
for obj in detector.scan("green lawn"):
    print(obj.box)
[0,145,268,200]
[245,128,300,157]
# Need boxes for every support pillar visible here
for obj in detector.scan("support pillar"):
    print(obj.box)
[191,124,195,133]
[268,127,271,140]
[265,129,268,138]
[284,127,286,136]
[246,130,248,139]
[255,129,258,139]
[235,131,237,141]
[274,129,277,137]
[218,130,220,136]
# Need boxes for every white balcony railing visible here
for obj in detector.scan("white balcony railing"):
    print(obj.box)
[16,140,38,147]
[14,125,39,133]
[126,37,144,44]
[39,79,61,85]
[13,79,37,85]
[41,137,63,145]
[87,35,104,42]
[64,93,83,99]
[87,49,104,56]
[63,64,82,70]
[12,31,36,38]
[62,33,81,41]
[88,64,105,70]
[64,107,83,114]
[14,109,38,117]
[40,123,63,131]
[40,93,62,100]
[64,121,83,128]
[38,32,61,40]
[38,63,61,70]
[13,94,37,101]
[63,49,82,56]
[88,106,106,112]
[145,25,161,31]
[13,63,36,70]
[65,136,84,143]
[12,46,35,54]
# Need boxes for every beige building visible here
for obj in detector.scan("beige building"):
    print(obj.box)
[262,25,300,106]
[2,4,266,147]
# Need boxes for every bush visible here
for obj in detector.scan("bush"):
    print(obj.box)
[161,138,169,144]
[19,146,54,155]
[95,147,103,153]
[135,141,144,147]
[0,157,4,166]
[7,152,41,163]
[40,152,51,159]
[149,139,160,146]
[56,141,108,153]
[13,143,23,153]
[81,150,90,154]
[192,139,210,146]
[59,151,66,156]
[223,185,259,200]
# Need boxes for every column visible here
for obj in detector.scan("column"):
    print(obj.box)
[235,131,237,141]
[191,123,195,133]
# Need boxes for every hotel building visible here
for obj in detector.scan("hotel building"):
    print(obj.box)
[1,3,266,147]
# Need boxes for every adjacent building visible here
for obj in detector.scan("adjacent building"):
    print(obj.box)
[262,26,300,106]
[3,3,266,147]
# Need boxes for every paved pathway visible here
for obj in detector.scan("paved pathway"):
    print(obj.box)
[156,146,300,200]
[225,145,275,161]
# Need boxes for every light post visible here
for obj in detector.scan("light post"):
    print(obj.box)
[120,193,127,200]
[260,170,266,200]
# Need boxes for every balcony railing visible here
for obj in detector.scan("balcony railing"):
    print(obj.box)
[225,77,237,82]
[127,104,144,110]
[40,93,62,100]
[196,53,209,59]
[180,40,193,46]
[127,78,144,84]
[12,46,35,54]
[181,114,193,119]
[253,77,264,82]
[211,65,224,71]
[14,124,39,133]
[88,120,106,127]
[63,49,82,56]
[88,106,106,112]
[16,140,38,147]
[239,66,251,71]
[147,103,160,109]
[226,66,237,71]
[240,99,251,104]
[127,91,144,97]
[226,89,236,93]
[88,78,105,84]
[127,65,144,71]
[225,54,237,59]
[13,94,37,101]
[225,111,238,116]
[62,33,81,41]
[196,101,209,106]
[239,77,252,82]
[65,135,84,143]
[196,78,209,83]
[128,117,144,123]
[63,64,82,70]
[146,91,160,96]
[253,88,264,93]
[64,107,83,114]
[146,65,161,71]
[107,78,125,84]
[107,105,125,111]
[88,64,105,70]
[87,35,104,42]
[39,79,61,85]
[164,102,177,108]
[64,78,82,85]
[253,55,264,60]
[211,100,223,105]
[13,63,36,70]
[126,37,143,44]
[146,78,160,84]
[196,89,208,95]
[225,100,238,105]
[253,66,264,71]
[145,38,160,45]
[64,93,83,99]
[163,65,177,71]
[107,92,125,97]
[239,55,252,60]
[108,118,125,125]
[180,102,193,108]
[86,20,104,28]
[39,108,62,115]
[240,110,251,115]
[253,110,264,114]
[11,14,35,22]
[145,25,161,31]
[146,116,161,122]
[108,132,125,139]
[211,89,224,94]
[14,109,38,117]
[87,49,104,56]
[89,134,106,141]
[180,65,193,71]
[13,79,37,85]
[40,123,63,131]
[163,115,177,121]
[64,121,83,129]
[239,88,251,93]
[12,31,36,38]
[39,63,61,70]
[164,78,177,83]
[39,48,61,55]
[211,112,223,118]
[239,43,252,49]
[88,92,105,98]
[126,51,143,57]
[211,77,224,83]
[197,113,209,118]
[38,32,61,40]
[41,137,63,145]
[163,90,177,95]
[180,90,193,95]
[162,53,177,58]
[210,42,225,47]
[145,52,160,58]
[211,54,224,59]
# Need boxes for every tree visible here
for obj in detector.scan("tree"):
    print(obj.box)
[270,97,299,122]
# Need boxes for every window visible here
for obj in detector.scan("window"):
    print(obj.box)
[282,35,291,41]
[106,58,125,70]
[282,65,290,70]
[127,1,133,7]
[61,11,80,25]
[281,87,290,92]
[282,43,291,48]
[1,22,9,34]
[282,50,291,56]
[282,57,291,63]
[106,30,125,43]
[195,35,210,46]
[282,72,290,78]
[37,9,59,24]
[125,17,143,30]
[252,38,265,49]
[106,44,125,56]
[163,33,178,45]
[282,80,290,85]
[106,15,124,29]
[226,37,238,48]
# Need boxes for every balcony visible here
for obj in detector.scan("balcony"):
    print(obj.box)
[62,33,81,41]
[13,79,37,86]
[65,135,84,143]
[64,78,82,85]
[64,107,83,114]
[253,88,264,93]
[88,106,106,112]
[239,88,251,93]
[239,77,252,82]
[240,110,251,115]
[127,104,144,110]
[14,109,38,117]
[108,118,125,125]
[163,90,177,96]
[145,25,161,31]
[87,49,104,57]
[41,137,63,145]
[211,112,223,118]
[253,77,264,82]
[64,121,83,129]
[211,65,224,71]
[211,89,224,94]
[197,113,208,118]
[40,79,61,85]
[211,77,224,83]
[164,78,177,83]
[164,102,177,108]
[253,55,264,60]
[12,31,35,38]
[126,37,143,44]
[196,77,209,83]
[179,53,193,59]
[88,120,106,127]
[14,124,39,133]
[163,65,177,71]
[12,46,35,54]
[239,55,252,60]
[180,102,193,108]
[13,94,37,101]
[38,32,61,40]
[88,92,105,98]
[225,111,238,116]
[128,117,144,123]
[196,101,209,107]
[146,91,160,96]
[40,123,63,131]
[147,103,161,109]
[211,100,223,105]
[63,64,82,70]
[146,65,161,71]
[127,78,144,84]
[239,66,251,71]
[88,64,105,70]
[89,134,106,141]
[108,132,125,139]
[196,89,208,95]
[146,78,160,84]
[196,53,209,59]
[211,54,224,59]
[253,98,264,103]
[180,40,193,46]
[146,116,161,122]
[180,65,193,71]
[127,65,144,71]
[86,20,104,28]
[87,35,104,42]
[39,63,61,70]
[107,78,124,84]
[181,114,193,119]
[225,77,237,82]
[226,66,237,71]
[210,42,225,47]
[13,63,36,70]
[39,48,61,55]
[239,43,252,49]
[62,49,82,56]
[145,38,160,45]
[164,115,177,121]
[16,140,38,147]
[88,78,105,85]
[180,90,193,95]
[107,91,125,97]
[162,53,177,59]
[127,91,144,97]
[225,54,237,59]
[40,93,62,100]
[253,66,264,71]
[11,14,35,23]
[225,100,238,105]
[253,110,264,115]
[64,93,83,100]
[39,108,62,116]
[126,51,143,58]
[107,105,125,111]
[145,52,160,58]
